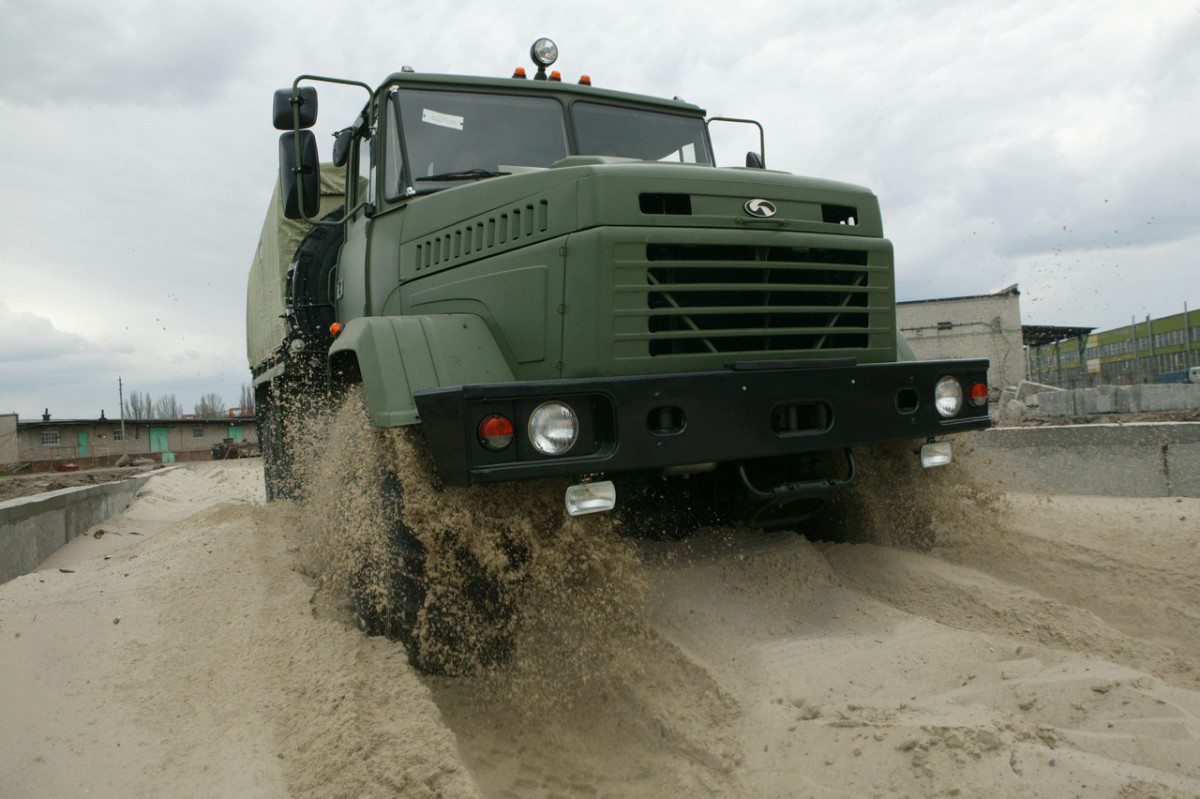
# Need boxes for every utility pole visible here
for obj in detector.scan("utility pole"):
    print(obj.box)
[1146,313,1156,381]
[1054,340,1063,387]
[1130,316,1140,383]
[1186,302,1194,370]
[118,377,128,457]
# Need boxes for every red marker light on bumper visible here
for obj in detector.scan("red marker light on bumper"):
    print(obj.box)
[967,382,989,407]
[478,415,514,450]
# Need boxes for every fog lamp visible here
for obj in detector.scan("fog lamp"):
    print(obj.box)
[920,441,953,468]
[528,400,578,455]
[565,480,616,516]
[934,376,963,418]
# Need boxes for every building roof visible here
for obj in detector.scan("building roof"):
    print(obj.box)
[897,283,1020,305]
[18,416,256,428]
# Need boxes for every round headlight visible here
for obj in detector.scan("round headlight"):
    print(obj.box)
[934,376,963,418]
[528,401,578,455]
[530,37,558,67]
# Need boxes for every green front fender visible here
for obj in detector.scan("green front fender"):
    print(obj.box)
[329,314,514,427]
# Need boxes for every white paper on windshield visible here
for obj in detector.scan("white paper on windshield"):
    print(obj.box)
[422,109,464,131]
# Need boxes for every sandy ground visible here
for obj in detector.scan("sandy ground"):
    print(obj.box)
[2,458,1199,798]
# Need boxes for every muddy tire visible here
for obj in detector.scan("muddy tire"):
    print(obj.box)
[258,378,325,501]
[350,472,425,643]
[286,207,345,360]
[257,384,292,502]
[348,424,528,676]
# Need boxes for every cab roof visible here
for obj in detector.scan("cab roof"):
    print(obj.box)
[376,71,707,117]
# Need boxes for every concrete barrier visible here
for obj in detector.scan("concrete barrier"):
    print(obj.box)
[1033,384,1200,417]
[0,474,158,584]
[960,422,1200,498]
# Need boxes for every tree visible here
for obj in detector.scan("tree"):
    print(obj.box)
[239,384,255,415]
[195,393,227,417]
[153,394,182,419]
[124,390,152,420]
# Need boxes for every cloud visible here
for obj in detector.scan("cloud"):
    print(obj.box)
[0,0,267,105]
[0,300,90,362]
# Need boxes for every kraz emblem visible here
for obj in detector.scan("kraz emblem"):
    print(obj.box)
[744,199,777,218]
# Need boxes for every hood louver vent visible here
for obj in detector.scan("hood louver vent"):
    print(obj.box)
[415,199,550,273]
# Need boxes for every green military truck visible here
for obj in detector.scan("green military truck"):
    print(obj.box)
[248,39,989,670]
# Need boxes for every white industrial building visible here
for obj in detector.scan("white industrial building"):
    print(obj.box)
[897,284,1024,394]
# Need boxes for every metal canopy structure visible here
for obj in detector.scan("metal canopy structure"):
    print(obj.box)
[1022,325,1094,348]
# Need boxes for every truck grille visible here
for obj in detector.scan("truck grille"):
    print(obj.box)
[638,244,873,356]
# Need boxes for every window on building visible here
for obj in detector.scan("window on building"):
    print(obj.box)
[193,427,205,438]
[113,428,126,441]
[42,431,60,446]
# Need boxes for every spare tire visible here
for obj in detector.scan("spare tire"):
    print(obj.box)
[285,207,345,364]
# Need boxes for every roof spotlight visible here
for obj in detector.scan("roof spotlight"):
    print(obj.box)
[530,38,558,80]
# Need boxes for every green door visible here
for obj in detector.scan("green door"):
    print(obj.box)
[77,432,88,457]
[228,425,243,443]
[150,427,169,453]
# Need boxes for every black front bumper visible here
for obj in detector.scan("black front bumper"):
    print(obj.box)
[413,359,990,487]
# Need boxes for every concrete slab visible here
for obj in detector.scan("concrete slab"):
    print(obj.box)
[0,474,157,584]
[961,423,1200,498]
[1035,391,1075,417]
[1031,385,1200,417]
[1016,381,1060,403]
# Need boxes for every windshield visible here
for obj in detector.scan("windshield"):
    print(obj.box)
[390,89,569,195]
[573,102,713,165]
[385,89,714,197]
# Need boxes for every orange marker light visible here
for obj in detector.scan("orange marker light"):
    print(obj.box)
[578,74,592,85]
[512,67,527,79]
[329,322,344,337]
[549,70,562,82]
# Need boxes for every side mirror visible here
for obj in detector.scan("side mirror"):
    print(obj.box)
[331,128,354,167]
[745,151,764,169]
[273,86,318,130]
[278,130,321,219]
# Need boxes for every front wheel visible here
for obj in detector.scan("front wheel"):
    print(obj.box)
[324,391,552,676]
[350,434,522,675]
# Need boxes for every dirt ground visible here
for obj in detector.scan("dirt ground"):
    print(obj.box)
[2,457,1199,798]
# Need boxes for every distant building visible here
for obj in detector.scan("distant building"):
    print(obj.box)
[1025,306,1200,388]
[1,413,17,466]
[9,410,258,473]
[897,284,1024,393]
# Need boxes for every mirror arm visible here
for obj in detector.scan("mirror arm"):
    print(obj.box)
[707,116,767,168]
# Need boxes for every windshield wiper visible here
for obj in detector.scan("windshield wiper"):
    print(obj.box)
[416,168,510,182]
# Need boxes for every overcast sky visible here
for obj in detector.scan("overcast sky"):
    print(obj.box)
[1,0,1196,420]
